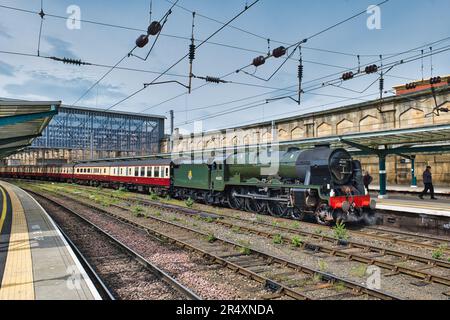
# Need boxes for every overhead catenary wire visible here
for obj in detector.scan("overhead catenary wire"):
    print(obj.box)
[0,2,450,127]
[234,0,391,78]
[156,0,395,114]
[174,91,382,126]
[71,0,179,107]
[0,3,415,63]
[143,35,450,117]
[173,45,450,127]
[103,0,262,112]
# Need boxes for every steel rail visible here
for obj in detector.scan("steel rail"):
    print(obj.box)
[30,187,401,300]
[56,224,116,300]
[70,187,450,287]
[29,190,201,301]
[83,185,450,254]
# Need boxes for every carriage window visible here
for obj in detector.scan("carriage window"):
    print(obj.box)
[147,167,152,177]
[154,167,160,178]
[88,168,91,173]
[134,167,139,177]
[140,167,145,177]
[165,167,169,177]
[104,168,107,174]
[128,168,132,176]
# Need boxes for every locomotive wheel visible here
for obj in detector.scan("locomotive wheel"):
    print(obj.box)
[205,193,215,205]
[228,188,244,210]
[289,207,305,221]
[245,198,267,214]
[315,204,334,226]
[267,201,288,217]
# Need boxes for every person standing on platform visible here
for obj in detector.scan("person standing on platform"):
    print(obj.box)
[419,166,437,200]
[363,171,373,194]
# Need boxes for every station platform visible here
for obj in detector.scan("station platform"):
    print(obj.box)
[371,184,450,196]
[365,184,450,218]
[0,180,100,300]
[376,196,450,217]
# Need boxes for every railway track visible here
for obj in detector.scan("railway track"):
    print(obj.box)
[353,225,450,254]
[11,180,450,253]
[47,185,450,288]
[57,224,115,300]
[88,186,450,254]
[32,191,200,300]
[27,187,400,300]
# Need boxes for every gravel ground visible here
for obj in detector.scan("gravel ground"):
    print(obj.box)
[32,190,274,300]
[48,184,450,280]
[51,182,449,260]
[35,194,186,300]
[32,187,382,300]
[101,186,450,259]
[22,183,450,300]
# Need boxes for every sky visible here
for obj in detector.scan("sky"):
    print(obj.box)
[0,0,449,134]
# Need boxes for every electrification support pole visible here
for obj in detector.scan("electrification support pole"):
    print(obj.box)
[170,110,174,136]
[169,109,174,153]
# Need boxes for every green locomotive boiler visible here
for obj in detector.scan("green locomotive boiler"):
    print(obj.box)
[172,145,375,225]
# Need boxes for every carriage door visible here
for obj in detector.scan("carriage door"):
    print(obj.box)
[210,162,225,192]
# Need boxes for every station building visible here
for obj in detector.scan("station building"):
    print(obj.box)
[3,102,165,165]
[164,76,450,188]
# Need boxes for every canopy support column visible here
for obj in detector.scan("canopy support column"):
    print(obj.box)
[410,155,417,188]
[378,154,387,199]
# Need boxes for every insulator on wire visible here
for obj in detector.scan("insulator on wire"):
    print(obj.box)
[252,56,266,67]
[342,72,354,81]
[298,64,303,80]
[205,76,222,84]
[272,46,286,58]
[430,76,442,85]
[189,44,196,62]
[379,78,384,91]
[49,56,90,66]
[136,34,149,48]
[365,64,378,74]
[147,21,162,35]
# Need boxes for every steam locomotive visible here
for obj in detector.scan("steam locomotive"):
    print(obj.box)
[0,145,376,225]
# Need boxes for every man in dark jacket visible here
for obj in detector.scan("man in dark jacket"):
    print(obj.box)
[419,166,437,200]
[363,171,373,194]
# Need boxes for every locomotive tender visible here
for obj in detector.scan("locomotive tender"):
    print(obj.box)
[0,145,376,225]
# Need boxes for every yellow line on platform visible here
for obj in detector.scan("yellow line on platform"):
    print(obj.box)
[0,183,35,300]
[0,186,6,234]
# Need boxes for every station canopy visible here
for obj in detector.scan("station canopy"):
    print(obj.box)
[275,123,450,156]
[0,99,60,159]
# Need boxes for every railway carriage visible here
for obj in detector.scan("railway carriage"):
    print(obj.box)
[0,145,376,225]
[72,159,171,194]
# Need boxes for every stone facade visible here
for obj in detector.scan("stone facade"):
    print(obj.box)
[163,84,450,186]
